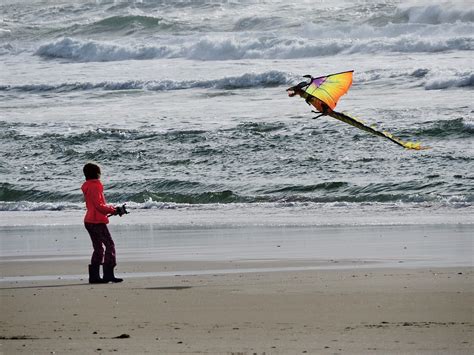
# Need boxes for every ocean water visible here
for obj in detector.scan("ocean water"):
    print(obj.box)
[1,0,473,218]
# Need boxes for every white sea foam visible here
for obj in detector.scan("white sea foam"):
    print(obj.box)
[5,69,473,93]
[35,34,473,62]
[1,70,294,92]
[424,72,474,90]
[398,3,474,24]
[346,36,472,54]
[35,37,175,62]
[0,28,12,37]
[30,2,474,62]
[0,201,82,212]
[1,198,472,213]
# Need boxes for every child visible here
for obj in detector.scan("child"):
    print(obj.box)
[82,163,125,284]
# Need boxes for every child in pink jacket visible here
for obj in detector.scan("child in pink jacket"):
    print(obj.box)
[82,163,126,284]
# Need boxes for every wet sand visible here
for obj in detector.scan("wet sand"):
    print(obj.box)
[1,212,473,354]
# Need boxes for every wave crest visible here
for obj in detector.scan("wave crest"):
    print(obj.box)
[92,15,167,29]
[398,3,474,24]
[425,72,474,90]
[1,70,293,93]
[35,37,173,62]
[35,35,473,62]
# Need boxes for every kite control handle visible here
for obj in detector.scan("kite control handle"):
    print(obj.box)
[108,204,129,217]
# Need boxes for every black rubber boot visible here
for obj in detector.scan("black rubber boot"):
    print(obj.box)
[103,265,123,283]
[88,264,107,284]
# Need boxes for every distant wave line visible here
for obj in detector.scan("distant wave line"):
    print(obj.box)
[33,36,474,63]
[0,71,294,93]
[1,177,473,209]
[2,70,472,93]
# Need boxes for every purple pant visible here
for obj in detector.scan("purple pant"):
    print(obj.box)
[84,223,116,267]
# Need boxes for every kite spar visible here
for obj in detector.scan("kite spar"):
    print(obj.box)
[287,71,427,150]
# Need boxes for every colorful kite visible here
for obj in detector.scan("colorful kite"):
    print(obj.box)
[287,71,427,150]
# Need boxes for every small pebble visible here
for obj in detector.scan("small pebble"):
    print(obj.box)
[113,334,130,339]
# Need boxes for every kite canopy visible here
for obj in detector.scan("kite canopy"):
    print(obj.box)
[287,70,428,150]
[305,71,353,110]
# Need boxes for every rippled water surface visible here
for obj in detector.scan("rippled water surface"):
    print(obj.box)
[1,0,473,215]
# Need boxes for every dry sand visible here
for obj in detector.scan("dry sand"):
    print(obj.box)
[1,259,473,354]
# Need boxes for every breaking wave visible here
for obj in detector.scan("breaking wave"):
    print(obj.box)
[4,69,472,94]
[35,35,473,62]
[83,15,173,32]
[424,72,474,90]
[0,201,83,212]
[396,3,474,24]
[35,37,173,62]
[0,70,293,93]
[2,173,473,211]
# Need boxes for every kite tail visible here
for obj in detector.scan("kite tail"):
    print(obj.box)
[328,111,428,150]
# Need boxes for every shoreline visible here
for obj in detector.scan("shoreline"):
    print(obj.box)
[1,204,473,228]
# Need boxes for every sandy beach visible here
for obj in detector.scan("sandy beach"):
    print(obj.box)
[1,210,473,354]
[1,262,472,354]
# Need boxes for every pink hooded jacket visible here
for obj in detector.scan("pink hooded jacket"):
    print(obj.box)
[81,179,116,224]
